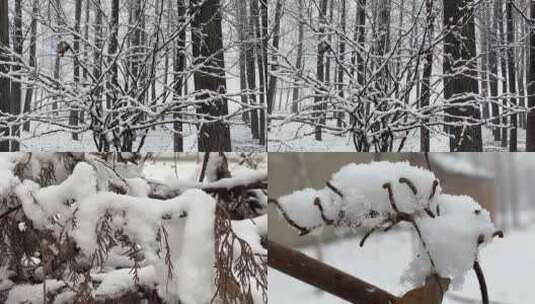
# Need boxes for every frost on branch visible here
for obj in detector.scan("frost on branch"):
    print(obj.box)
[274,161,502,294]
[0,152,267,303]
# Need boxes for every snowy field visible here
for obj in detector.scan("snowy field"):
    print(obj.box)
[269,122,526,152]
[269,224,535,304]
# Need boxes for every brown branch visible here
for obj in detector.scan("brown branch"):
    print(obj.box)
[383,183,399,212]
[0,205,22,221]
[269,199,311,236]
[313,197,334,225]
[198,152,211,183]
[326,181,344,198]
[268,240,399,304]
[399,177,418,195]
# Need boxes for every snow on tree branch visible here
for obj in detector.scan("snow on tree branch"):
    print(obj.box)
[272,161,503,296]
[0,152,267,303]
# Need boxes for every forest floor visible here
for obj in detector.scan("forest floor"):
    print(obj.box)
[268,219,535,304]
[18,120,264,152]
[268,121,526,152]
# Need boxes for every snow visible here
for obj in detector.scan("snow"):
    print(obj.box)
[405,194,498,288]
[278,161,441,231]
[20,122,264,152]
[269,122,527,152]
[93,266,158,298]
[269,226,534,304]
[232,214,268,256]
[6,280,65,304]
[1,153,267,303]
[276,161,502,301]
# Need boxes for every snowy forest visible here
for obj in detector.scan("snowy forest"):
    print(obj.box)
[268,0,535,152]
[0,152,267,303]
[4,0,535,152]
[0,0,270,152]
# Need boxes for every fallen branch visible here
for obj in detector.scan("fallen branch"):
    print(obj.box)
[267,239,399,304]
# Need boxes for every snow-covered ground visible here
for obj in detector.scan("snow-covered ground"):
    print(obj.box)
[19,120,264,152]
[269,224,535,304]
[268,121,526,152]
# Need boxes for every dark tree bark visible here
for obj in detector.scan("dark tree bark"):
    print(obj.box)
[420,0,435,152]
[23,0,39,132]
[236,0,249,124]
[314,0,328,141]
[108,0,120,109]
[173,0,186,152]
[352,0,367,88]
[70,0,83,140]
[246,0,259,139]
[336,0,347,128]
[498,0,508,147]
[507,0,517,152]
[267,0,283,116]
[252,0,266,146]
[291,0,304,114]
[479,3,490,120]
[10,0,23,151]
[0,0,12,151]
[93,0,108,151]
[52,0,64,115]
[528,0,535,151]
[191,0,232,151]
[489,0,501,141]
[443,0,482,151]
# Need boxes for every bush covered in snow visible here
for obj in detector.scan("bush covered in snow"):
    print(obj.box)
[0,152,267,304]
[273,161,503,299]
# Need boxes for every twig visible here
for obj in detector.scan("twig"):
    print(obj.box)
[269,198,311,236]
[0,205,22,221]
[399,177,418,195]
[199,152,210,183]
[326,181,344,198]
[313,197,334,225]
[473,261,489,304]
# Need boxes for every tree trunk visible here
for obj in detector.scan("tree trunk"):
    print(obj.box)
[443,0,482,151]
[507,0,517,152]
[236,0,249,124]
[93,0,107,151]
[527,0,535,150]
[314,0,328,141]
[479,3,490,120]
[0,0,12,151]
[353,0,367,87]
[291,0,304,114]
[420,0,435,152]
[252,0,267,146]
[489,0,501,141]
[498,0,508,147]
[191,0,232,151]
[23,0,39,132]
[10,0,23,151]
[173,0,186,152]
[267,0,283,116]
[336,0,346,128]
[246,0,259,139]
[52,0,64,116]
[71,0,83,140]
